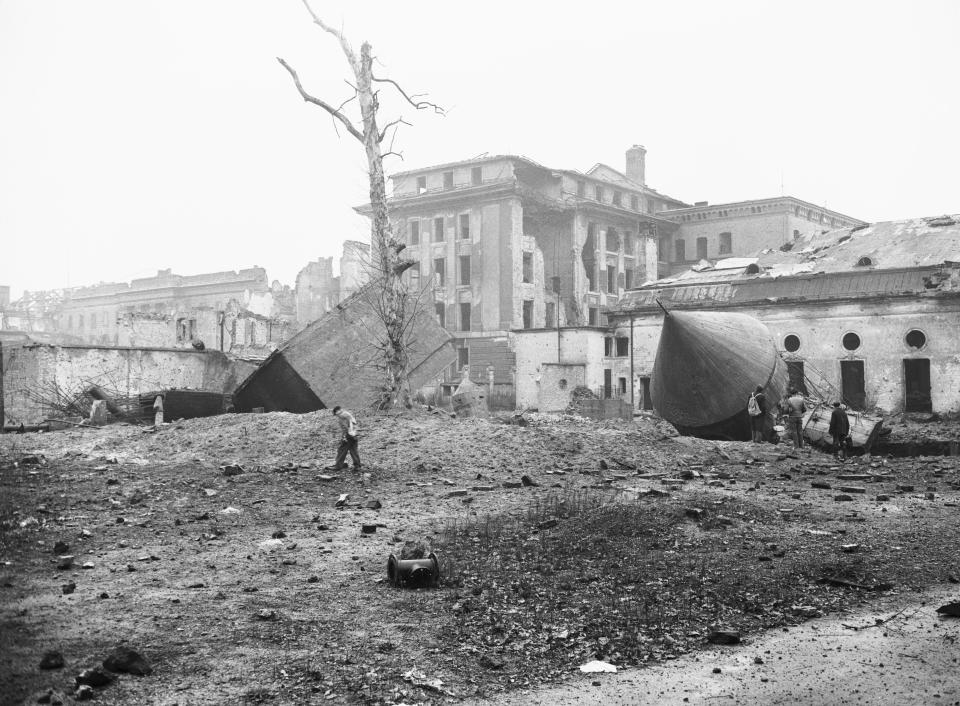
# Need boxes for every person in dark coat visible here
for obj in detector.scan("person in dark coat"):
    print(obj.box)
[828,401,850,460]
[325,406,361,472]
[748,385,767,443]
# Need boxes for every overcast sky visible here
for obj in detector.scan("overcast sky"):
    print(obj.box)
[1,0,958,300]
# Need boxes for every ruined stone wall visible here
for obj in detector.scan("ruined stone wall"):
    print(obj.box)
[1,344,243,424]
[512,328,605,409]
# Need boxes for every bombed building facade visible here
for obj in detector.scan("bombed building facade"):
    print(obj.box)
[515,215,960,416]
[379,147,687,402]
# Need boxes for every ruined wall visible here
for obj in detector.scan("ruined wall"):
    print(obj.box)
[513,328,606,409]
[2,344,243,424]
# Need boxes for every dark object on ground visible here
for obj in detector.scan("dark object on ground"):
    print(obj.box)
[936,601,960,617]
[61,582,76,595]
[387,552,440,588]
[361,524,377,535]
[521,475,539,487]
[707,629,741,645]
[74,684,95,701]
[39,651,64,669]
[102,645,152,675]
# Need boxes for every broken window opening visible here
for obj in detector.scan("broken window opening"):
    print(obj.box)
[588,307,599,326]
[630,195,639,211]
[696,237,708,260]
[594,185,604,202]
[618,377,627,395]
[615,337,629,357]
[624,268,634,290]
[458,346,469,369]
[433,258,445,287]
[719,232,732,255]
[435,302,445,328]
[459,213,470,239]
[459,303,472,331]
[545,302,556,329]
[606,227,620,252]
[606,265,617,293]
[471,167,482,186]
[783,334,801,353]
[459,255,471,286]
[416,176,427,194]
[522,300,534,329]
[409,220,420,245]
[787,361,807,395]
[522,252,533,283]
[583,225,598,292]
[434,217,445,242]
[604,336,613,357]
[443,171,454,189]
[612,191,622,207]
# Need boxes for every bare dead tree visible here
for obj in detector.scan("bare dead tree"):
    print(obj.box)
[278,1,443,409]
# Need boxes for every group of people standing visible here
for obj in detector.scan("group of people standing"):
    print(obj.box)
[747,386,851,459]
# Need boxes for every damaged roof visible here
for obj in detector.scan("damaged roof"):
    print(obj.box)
[616,214,960,313]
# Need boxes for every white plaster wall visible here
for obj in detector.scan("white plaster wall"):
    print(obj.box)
[513,329,606,408]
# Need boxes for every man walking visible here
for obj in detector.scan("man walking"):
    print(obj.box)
[747,385,767,443]
[828,401,850,460]
[326,406,361,472]
[784,389,807,449]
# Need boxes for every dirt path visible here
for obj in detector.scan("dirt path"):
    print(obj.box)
[471,586,960,705]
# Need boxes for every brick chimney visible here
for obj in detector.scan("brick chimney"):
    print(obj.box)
[626,145,646,186]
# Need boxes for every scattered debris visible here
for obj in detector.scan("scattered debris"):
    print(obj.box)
[102,645,152,675]
[39,651,65,670]
[936,601,960,617]
[707,630,741,645]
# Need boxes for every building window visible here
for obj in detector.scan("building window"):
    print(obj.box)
[618,377,627,395]
[459,255,471,285]
[624,268,635,289]
[460,303,472,331]
[607,265,617,292]
[459,213,470,239]
[471,167,482,186]
[522,252,533,284]
[577,180,585,197]
[433,258,446,287]
[409,220,420,245]
[588,307,598,326]
[545,301,556,328]
[458,346,469,369]
[612,191,622,207]
[443,171,454,189]
[784,334,801,353]
[417,176,427,194]
[647,198,655,213]
[607,227,620,252]
[905,329,926,350]
[176,318,195,343]
[630,195,639,210]
[624,233,633,253]
[408,261,420,286]
[434,216,445,242]
[675,239,686,262]
[435,302,445,327]
[696,237,708,260]
[522,300,533,329]
[842,332,861,351]
[594,185,603,202]
[719,232,732,254]
[615,336,629,357]
[604,337,613,356]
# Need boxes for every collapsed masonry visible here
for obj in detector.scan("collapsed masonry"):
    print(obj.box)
[234,285,457,413]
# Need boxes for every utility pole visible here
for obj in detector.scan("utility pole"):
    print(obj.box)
[629,315,635,409]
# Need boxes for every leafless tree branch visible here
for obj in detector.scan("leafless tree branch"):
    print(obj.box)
[276,57,363,142]
[372,74,446,115]
[300,0,360,72]
[378,117,411,143]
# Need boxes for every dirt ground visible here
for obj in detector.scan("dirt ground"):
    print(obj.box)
[1,410,959,705]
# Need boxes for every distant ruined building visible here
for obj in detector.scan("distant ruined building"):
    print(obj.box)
[0,242,369,362]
